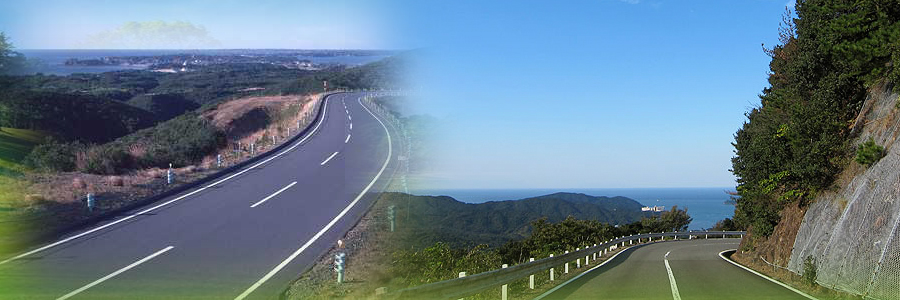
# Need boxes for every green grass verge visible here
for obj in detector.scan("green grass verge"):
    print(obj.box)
[0,127,43,256]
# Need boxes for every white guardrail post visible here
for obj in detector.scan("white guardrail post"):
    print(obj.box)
[457,272,465,300]
[386,231,746,300]
[549,254,555,281]
[501,264,508,300]
[529,258,535,289]
[576,248,581,268]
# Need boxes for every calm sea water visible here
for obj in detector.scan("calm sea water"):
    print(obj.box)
[18,49,391,75]
[410,187,736,230]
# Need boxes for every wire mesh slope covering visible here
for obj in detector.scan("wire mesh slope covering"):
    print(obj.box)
[788,87,900,300]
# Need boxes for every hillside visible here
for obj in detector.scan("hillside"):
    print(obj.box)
[386,192,651,248]
[784,82,900,299]
[729,1,900,299]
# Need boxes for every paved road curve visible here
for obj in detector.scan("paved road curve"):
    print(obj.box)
[542,239,808,300]
[0,92,400,299]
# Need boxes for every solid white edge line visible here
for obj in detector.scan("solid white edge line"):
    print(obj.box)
[0,96,331,265]
[56,246,174,300]
[718,249,818,300]
[664,251,682,300]
[250,181,298,208]
[533,244,636,300]
[233,95,393,300]
[320,151,339,166]
[345,134,351,144]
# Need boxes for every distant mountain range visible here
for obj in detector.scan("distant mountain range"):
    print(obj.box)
[385,192,654,248]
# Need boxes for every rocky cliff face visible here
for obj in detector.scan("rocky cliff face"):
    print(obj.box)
[788,82,900,299]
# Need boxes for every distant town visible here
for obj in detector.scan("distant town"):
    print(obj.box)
[63,49,395,73]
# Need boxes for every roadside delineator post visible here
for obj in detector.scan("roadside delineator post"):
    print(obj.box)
[387,205,396,232]
[501,264,509,300]
[564,251,570,274]
[86,193,95,212]
[167,163,174,185]
[216,154,222,168]
[529,258,535,289]
[335,240,346,284]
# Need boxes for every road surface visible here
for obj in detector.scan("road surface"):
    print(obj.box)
[541,239,808,300]
[0,92,399,299]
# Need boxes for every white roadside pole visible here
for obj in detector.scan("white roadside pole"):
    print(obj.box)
[529,258,535,289]
[549,254,555,281]
[501,264,509,300]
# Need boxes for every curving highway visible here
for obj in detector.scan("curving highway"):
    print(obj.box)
[0,92,399,299]
[540,239,809,300]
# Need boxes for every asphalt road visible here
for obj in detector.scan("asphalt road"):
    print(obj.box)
[0,92,400,299]
[542,239,808,300]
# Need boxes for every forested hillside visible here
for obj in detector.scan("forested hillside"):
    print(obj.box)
[731,0,900,244]
[386,192,656,248]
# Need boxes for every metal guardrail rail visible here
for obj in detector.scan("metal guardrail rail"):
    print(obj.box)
[383,230,746,300]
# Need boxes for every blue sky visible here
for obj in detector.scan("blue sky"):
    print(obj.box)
[0,0,392,49]
[0,0,792,189]
[397,0,792,189]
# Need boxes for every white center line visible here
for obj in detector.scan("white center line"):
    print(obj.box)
[234,96,393,300]
[0,96,331,265]
[664,251,682,300]
[57,246,174,300]
[250,182,297,208]
[320,151,339,166]
[345,134,351,144]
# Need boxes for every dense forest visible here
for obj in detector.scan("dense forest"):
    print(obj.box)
[731,0,900,243]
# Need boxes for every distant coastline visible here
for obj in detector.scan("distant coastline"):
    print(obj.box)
[410,187,736,230]
[18,49,394,75]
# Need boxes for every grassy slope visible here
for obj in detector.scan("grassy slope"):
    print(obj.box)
[0,127,44,171]
[0,127,44,256]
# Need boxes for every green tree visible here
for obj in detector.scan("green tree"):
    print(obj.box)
[0,32,26,75]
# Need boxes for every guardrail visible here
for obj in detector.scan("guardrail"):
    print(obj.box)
[381,230,746,300]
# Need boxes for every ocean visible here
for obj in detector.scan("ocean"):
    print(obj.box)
[18,49,392,75]
[409,187,737,230]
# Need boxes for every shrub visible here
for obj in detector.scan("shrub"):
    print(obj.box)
[802,255,818,286]
[77,145,132,175]
[72,178,86,189]
[24,139,83,172]
[855,138,885,167]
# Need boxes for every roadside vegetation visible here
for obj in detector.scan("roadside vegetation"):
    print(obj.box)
[390,206,691,284]
[730,1,900,242]
[0,31,402,255]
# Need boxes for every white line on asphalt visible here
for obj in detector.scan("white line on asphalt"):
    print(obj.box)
[345,134,351,144]
[664,251,682,300]
[349,122,352,130]
[320,152,339,166]
[250,182,297,208]
[348,115,352,121]
[533,244,638,300]
[56,246,174,300]
[718,250,818,300]
[234,96,393,300]
[0,96,332,265]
